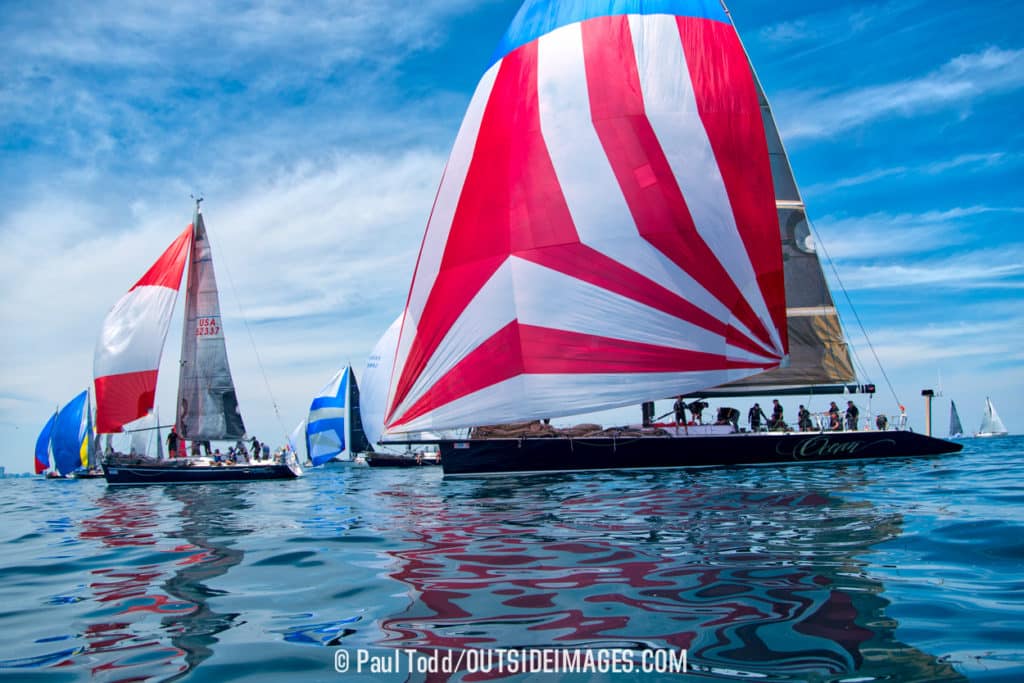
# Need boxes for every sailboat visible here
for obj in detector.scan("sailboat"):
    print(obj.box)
[362,315,442,467]
[377,0,962,475]
[949,400,964,438]
[36,390,96,478]
[305,364,372,466]
[34,408,57,475]
[975,397,1009,438]
[94,200,300,485]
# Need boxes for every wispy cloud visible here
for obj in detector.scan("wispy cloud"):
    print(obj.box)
[828,246,1024,291]
[813,206,1022,260]
[775,47,1024,140]
[0,150,443,410]
[803,153,1010,196]
[848,315,1024,369]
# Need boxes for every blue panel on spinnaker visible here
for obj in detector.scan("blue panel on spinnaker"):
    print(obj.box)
[491,0,728,66]
[306,367,350,466]
[53,391,87,476]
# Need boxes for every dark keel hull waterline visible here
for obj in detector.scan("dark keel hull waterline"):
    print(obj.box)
[437,430,964,476]
[102,462,299,485]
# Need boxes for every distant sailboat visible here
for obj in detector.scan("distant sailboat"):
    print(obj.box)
[52,390,90,477]
[976,397,1009,438]
[948,400,964,438]
[94,200,300,485]
[305,365,372,466]
[34,409,58,475]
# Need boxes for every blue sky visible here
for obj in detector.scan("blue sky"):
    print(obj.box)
[1,0,1021,474]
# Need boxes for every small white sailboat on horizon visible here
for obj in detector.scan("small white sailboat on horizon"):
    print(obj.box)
[975,397,1009,438]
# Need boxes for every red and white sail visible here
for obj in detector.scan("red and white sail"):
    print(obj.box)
[385,1,789,435]
[93,225,192,433]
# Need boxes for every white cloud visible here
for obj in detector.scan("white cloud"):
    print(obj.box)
[812,206,1019,260]
[774,47,1024,140]
[802,152,1011,196]
[831,251,1024,291]
[0,149,444,453]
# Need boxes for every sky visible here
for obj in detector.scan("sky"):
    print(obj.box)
[1,0,1022,474]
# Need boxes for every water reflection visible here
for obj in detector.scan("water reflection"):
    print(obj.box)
[380,468,965,681]
[161,486,249,679]
[72,485,249,680]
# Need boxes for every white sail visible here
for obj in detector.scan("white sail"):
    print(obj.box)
[976,397,1008,437]
[361,314,403,448]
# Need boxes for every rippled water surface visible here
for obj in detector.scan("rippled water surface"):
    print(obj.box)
[1,437,1022,681]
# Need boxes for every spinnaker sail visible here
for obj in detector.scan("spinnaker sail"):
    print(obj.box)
[384,1,789,436]
[94,226,191,433]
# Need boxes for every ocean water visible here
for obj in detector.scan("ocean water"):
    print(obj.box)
[1,437,1022,682]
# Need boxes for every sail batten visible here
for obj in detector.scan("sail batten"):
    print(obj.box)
[384,1,788,434]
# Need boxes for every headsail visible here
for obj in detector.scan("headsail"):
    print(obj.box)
[34,409,57,474]
[52,390,88,476]
[175,206,246,442]
[384,0,788,435]
[949,400,963,438]
[362,315,402,449]
[94,225,192,433]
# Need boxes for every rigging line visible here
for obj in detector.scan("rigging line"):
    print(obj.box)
[808,219,902,409]
[202,215,290,443]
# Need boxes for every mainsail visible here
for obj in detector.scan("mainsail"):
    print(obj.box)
[384,1,789,435]
[94,226,191,433]
[34,409,57,474]
[701,58,855,395]
[175,207,246,441]
[949,400,963,438]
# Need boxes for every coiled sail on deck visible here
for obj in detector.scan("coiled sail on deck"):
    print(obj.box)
[384,0,790,435]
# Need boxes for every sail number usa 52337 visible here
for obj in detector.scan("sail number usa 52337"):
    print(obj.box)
[196,317,221,337]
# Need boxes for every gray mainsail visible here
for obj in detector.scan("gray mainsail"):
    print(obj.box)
[175,204,246,441]
[702,14,855,398]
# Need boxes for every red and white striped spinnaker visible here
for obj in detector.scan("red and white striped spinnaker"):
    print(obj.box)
[93,225,192,433]
[385,0,788,435]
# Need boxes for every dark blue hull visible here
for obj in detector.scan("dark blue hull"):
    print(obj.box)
[103,462,299,485]
[439,430,963,476]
